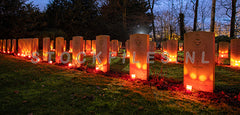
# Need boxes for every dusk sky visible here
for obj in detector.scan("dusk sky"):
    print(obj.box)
[28,0,49,11]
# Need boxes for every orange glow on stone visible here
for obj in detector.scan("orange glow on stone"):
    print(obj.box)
[184,66,188,75]
[69,40,73,53]
[230,39,240,67]
[218,42,229,59]
[199,75,207,82]
[184,32,215,92]
[12,39,16,54]
[129,34,149,80]
[50,40,54,51]
[55,37,64,63]
[136,63,141,69]
[86,40,92,55]
[96,35,110,73]
[92,40,96,54]
[72,36,84,68]
[43,37,50,61]
[190,73,197,79]
[167,40,178,63]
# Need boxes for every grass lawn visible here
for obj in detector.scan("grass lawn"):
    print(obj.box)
[0,54,240,114]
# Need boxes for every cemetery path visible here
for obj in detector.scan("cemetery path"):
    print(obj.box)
[0,55,239,114]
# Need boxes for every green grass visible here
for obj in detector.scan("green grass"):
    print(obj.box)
[0,54,240,114]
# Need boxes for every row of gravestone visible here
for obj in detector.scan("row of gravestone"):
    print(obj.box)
[1,32,240,93]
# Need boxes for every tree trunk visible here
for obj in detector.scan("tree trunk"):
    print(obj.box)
[193,0,199,31]
[179,13,185,40]
[148,0,156,41]
[230,0,237,38]
[210,0,216,32]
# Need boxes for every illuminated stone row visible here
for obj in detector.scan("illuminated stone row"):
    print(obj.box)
[1,32,240,93]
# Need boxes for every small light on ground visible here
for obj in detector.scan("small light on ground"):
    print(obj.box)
[68,63,72,67]
[131,74,136,79]
[96,67,99,70]
[186,85,192,92]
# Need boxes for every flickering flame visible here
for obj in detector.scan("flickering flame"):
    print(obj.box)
[28,55,31,58]
[18,53,20,56]
[7,51,10,53]
[179,47,183,51]
[186,85,192,92]
[49,61,53,64]
[131,74,136,79]
[96,67,99,70]
[68,63,72,67]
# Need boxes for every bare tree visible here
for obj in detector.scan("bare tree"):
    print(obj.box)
[210,0,216,32]
[148,0,156,41]
[221,0,238,37]
[230,0,237,37]
[192,0,199,31]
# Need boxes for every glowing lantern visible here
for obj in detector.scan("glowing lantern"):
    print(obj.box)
[50,40,54,51]
[86,40,92,55]
[69,40,73,52]
[83,40,86,52]
[19,38,33,57]
[167,40,178,62]
[68,63,72,67]
[131,74,136,79]
[149,41,156,52]
[125,40,130,57]
[18,39,22,55]
[109,42,112,51]
[63,40,66,51]
[55,37,64,63]
[130,34,149,80]
[184,31,215,92]
[96,35,110,72]
[72,36,83,68]
[111,40,118,57]
[2,39,6,53]
[179,42,183,51]
[118,41,122,50]
[230,39,240,67]
[162,41,167,53]
[43,37,50,62]
[32,38,39,54]
[7,39,11,53]
[92,40,96,54]
[218,42,229,59]
[186,85,192,92]
[96,67,99,70]
[12,39,16,54]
